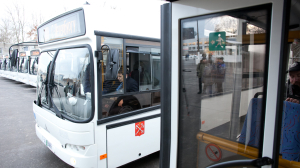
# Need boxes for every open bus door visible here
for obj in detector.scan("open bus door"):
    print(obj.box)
[160,0,300,168]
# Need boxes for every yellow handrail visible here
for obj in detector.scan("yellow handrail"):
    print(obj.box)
[197,132,300,168]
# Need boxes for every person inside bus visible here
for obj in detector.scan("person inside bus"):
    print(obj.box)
[117,70,139,92]
[214,57,226,93]
[107,70,139,116]
[202,56,214,96]
[286,62,300,104]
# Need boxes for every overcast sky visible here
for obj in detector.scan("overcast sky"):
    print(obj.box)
[0,0,166,26]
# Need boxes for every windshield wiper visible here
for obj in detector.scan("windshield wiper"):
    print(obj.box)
[48,69,66,119]
[47,51,54,57]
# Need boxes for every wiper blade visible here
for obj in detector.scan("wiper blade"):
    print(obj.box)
[47,52,54,57]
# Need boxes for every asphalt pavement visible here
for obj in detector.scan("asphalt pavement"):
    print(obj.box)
[0,77,159,168]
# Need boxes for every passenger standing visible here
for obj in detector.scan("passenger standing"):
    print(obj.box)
[215,57,226,93]
[202,58,214,95]
[196,55,207,94]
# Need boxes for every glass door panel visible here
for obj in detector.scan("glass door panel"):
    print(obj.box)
[277,1,300,167]
[178,5,271,168]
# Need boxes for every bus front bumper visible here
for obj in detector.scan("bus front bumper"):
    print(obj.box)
[35,124,97,168]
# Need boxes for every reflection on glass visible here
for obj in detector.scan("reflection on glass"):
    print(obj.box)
[30,56,39,75]
[126,47,161,91]
[37,51,54,106]
[179,9,269,168]
[12,58,18,72]
[51,48,92,120]
[19,57,28,73]
[5,59,11,71]
[1,59,7,70]
[152,55,161,89]
[101,37,124,95]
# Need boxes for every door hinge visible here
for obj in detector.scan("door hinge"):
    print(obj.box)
[95,51,103,63]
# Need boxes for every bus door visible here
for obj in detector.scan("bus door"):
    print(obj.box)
[96,35,161,168]
[160,1,290,168]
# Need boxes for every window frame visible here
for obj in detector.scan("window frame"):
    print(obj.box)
[96,34,161,123]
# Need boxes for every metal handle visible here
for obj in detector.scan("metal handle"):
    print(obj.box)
[182,69,191,72]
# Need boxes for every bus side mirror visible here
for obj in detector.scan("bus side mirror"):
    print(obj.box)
[11,49,18,67]
[105,49,120,80]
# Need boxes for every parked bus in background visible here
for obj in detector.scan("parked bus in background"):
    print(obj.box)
[1,42,39,85]
[28,49,40,87]
[33,3,161,168]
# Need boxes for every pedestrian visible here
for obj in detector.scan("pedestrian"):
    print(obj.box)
[196,55,207,94]
[202,57,214,95]
[214,57,226,93]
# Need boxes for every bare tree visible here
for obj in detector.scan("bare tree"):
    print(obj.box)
[246,24,265,34]
[213,16,238,34]
[6,3,26,43]
[27,12,44,41]
[0,18,12,48]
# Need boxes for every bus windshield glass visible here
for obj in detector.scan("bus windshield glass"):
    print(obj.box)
[30,56,38,75]
[37,51,54,107]
[19,57,28,73]
[51,47,92,121]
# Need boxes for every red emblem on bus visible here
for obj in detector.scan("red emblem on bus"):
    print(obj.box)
[135,121,145,136]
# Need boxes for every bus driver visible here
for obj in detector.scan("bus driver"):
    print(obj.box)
[116,70,138,92]
[286,62,300,104]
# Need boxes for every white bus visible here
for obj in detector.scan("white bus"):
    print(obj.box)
[28,49,41,86]
[33,5,161,168]
[17,51,30,84]
[0,42,39,85]
[159,0,300,168]
[0,55,10,78]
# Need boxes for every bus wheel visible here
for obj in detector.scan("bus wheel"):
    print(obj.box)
[119,105,134,114]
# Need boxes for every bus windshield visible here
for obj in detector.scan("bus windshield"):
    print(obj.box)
[19,57,28,73]
[50,47,92,121]
[30,56,38,75]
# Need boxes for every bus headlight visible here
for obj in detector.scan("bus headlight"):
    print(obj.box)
[70,157,76,166]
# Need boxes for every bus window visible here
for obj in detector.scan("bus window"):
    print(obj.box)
[29,55,39,75]
[178,6,269,167]
[100,40,161,118]
[279,39,300,165]
[12,58,18,72]
[30,57,39,75]
[126,47,161,91]
[37,51,54,107]
[277,1,300,165]
[101,37,124,95]
[50,48,92,120]
[19,57,28,73]
[1,59,6,70]
[151,48,161,90]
